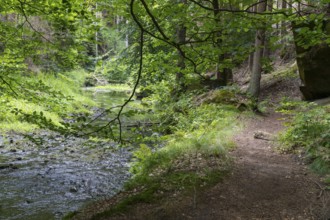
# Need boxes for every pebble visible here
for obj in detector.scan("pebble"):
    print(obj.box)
[69,187,78,193]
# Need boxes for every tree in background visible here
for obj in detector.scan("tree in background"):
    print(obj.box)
[1,0,330,131]
[248,0,267,99]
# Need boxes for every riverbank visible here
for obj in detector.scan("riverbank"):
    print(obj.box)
[72,112,329,220]
[66,89,245,219]
[0,70,96,133]
[66,63,330,220]
[0,71,137,219]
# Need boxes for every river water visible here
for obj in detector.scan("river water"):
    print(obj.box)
[0,89,134,220]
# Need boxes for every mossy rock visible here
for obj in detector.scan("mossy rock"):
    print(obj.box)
[195,88,245,106]
[293,19,330,100]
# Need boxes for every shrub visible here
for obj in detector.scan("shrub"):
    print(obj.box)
[279,103,330,175]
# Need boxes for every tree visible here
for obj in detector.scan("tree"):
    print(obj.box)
[248,0,267,99]
[176,0,187,89]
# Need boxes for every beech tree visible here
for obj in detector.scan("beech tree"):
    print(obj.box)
[2,0,330,137]
[248,0,267,99]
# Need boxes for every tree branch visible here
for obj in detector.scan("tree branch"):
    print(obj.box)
[188,0,290,16]
[17,0,54,44]
[130,0,205,79]
[80,29,144,144]
[139,0,170,40]
[0,76,19,97]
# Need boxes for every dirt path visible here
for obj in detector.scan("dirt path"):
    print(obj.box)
[178,112,330,220]
[78,112,329,220]
[105,112,329,220]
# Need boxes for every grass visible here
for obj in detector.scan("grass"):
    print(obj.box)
[277,100,330,180]
[33,70,97,112]
[0,69,97,132]
[84,84,132,92]
[82,101,242,219]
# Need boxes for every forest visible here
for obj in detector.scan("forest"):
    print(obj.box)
[0,0,329,219]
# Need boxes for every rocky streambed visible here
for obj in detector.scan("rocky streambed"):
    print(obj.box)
[0,132,131,220]
[0,88,137,220]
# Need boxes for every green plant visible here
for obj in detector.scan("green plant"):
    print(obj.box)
[279,104,330,175]
[117,97,241,214]
[0,70,96,132]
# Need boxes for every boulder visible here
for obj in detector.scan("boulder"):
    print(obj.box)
[293,19,330,100]
[296,43,330,100]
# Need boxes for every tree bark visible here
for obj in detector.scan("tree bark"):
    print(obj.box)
[280,0,287,40]
[248,0,267,99]
[248,3,257,73]
[213,0,232,85]
[176,0,187,87]
[263,0,273,59]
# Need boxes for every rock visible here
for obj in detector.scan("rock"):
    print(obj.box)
[26,200,33,204]
[253,131,274,141]
[293,19,330,100]
[312,96,330,106]
[0,165,10,170]
[0,164,19,169]
[69,187,78,193]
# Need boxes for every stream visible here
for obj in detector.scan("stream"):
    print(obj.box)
[0,89,135,220]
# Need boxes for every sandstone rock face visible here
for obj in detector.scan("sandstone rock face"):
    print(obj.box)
[296,43,330,100]
[294,20,330,100]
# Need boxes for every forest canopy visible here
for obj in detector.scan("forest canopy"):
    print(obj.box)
[1,0,330,135]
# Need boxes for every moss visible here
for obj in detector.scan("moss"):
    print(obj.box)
[62,211,79,220]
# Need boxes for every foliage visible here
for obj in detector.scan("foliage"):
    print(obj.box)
[2,0,330,135]
[0,70,96,132]
[83,96,241,218]
[97,57,132,83]
[0,0,97,73]
[278,102,330,175]
[85,83,132,92]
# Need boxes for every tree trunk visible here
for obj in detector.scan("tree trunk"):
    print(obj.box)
[280,0,287,40]
[263,0,273,59]
[248,0,267,98]
[248,4,257,73]
[95,3,99,58]
[176,0,187,88]
[213,0,233,85]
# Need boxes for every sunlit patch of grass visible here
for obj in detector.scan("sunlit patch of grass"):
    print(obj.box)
[85,84,132,92]
[0,121,38,133]
[10,99,62,124]
[32,70,97,112]
[0,98,63,132]
[0,70,98,133]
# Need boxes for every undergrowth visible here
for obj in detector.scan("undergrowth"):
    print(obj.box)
[277,99,330,185]
[89,94,242,218]
[0,69,96,132]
